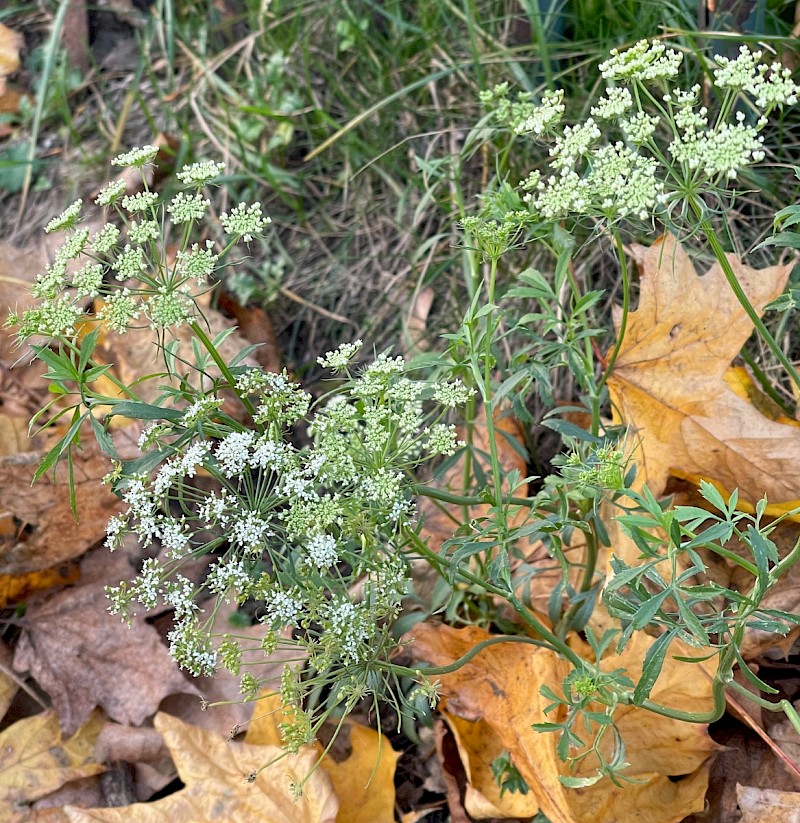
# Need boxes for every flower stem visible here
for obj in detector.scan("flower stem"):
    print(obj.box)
[189,321,257,417]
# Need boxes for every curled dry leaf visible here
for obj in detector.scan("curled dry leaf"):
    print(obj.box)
[64,712,339,823]
[0,710,104,823]
[411,622,718,823]
[13,549,194,736]
[442,711,539,819]
[609,233,796,503]
[0,644,17,720]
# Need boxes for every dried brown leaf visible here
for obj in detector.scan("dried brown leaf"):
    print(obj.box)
[0,443,123,576]
[246,693,400,823]
[737,784,800,822]
[609,234,796,502]
[0,710,104,822]
[0,23,21,95]
[64,713,339,823]
[13,550,193,735]
[411,623,717,823]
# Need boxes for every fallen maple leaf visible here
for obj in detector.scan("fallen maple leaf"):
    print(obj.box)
[13,549,193,735]
[0,710,104,823]
[64,713,339,823]
[608,233,796,503]
[411,623,717,823]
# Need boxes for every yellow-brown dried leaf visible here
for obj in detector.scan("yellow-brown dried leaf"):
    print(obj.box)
[246,693,400,823]
[411,623,718,823]
[64,713,338,823]
[608,234,797,503]
[0,711,104,822]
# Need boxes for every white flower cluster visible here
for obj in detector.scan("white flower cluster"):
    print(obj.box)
[514,89,566,135]
[598,39,683,83]
[14,148,269,341]
[481,40,799,225]
[317,339,364,371]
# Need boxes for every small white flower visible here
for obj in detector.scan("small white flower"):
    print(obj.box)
[176,160,226,187]
[95,179,127,206]
[590,87,633,120]
[220,202,271,242]
[305,533,339,569]
[514,89,566,135]
[317,339,364,371]
[215,430,256,477]
[90,223,121,255]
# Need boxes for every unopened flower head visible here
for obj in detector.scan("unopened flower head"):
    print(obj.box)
[318,339,364,371]
[514,89,566,135]
[167,192,210,224]
[128,219,160,245]
[550,119,601,167]
[91,223,121,255]
[590,87,633,120]
[45,199,83,234]
[121,191,158,215]
[72,263,104,298]
[176,241,218,283]
[95,179,127,206]
[749,62,800,111]
[145,288,194,330]
[713,45,761,90]
[98,288,140,333]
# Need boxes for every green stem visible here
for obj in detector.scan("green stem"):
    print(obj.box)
[384,634,553,677]
[481,255,507,522]
[697,216,800,392]
[411,483,536,509]
[405,529,584,668]
[555,519,599,639]
[596,229,630,397]
[189,321,257,417]
[728,679,800,737]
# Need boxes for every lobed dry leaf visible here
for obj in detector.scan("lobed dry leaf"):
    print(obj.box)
[0,710,104,822]
[411,622,718,823]
[609,233,797,504]
[64,712,339,823]
[13,549,193,736]
[442,711,539,819]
